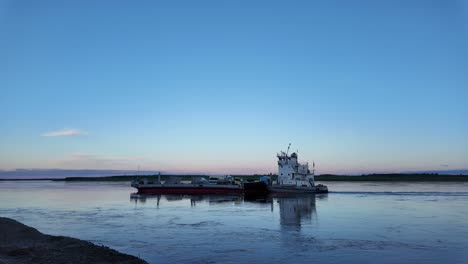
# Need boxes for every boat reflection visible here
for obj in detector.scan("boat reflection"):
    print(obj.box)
[130,193,327,228]
[277,194,317,231]
[130,193,244,207]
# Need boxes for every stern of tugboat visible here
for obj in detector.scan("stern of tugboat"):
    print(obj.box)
[315,184,328,193]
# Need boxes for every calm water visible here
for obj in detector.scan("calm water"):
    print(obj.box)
[1,181,468,264]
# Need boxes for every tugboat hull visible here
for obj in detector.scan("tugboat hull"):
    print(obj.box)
[269,184,328,194]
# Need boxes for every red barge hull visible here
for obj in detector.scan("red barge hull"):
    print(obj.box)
[136,187,246,195]
[132,178,272,195]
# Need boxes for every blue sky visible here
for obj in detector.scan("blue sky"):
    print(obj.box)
[1,0,467,174]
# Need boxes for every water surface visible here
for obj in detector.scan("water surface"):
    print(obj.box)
[1,181,467,263]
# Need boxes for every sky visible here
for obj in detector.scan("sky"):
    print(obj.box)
[1,0,467,175]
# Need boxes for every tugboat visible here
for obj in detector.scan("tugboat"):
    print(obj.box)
[270,144,328,193]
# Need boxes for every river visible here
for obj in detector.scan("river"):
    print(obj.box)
[1,181,467,263]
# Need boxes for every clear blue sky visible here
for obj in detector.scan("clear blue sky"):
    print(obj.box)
[1,0,467,174]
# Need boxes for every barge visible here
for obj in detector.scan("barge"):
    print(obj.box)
[131,175,245,195]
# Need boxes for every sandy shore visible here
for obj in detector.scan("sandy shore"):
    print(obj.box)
[0,217,147,264]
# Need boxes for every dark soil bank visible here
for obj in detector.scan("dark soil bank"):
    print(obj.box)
[0,217,147,264]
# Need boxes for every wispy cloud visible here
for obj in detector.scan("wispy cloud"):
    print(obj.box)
[41,128,88,137]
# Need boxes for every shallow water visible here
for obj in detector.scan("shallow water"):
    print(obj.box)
[1,181,467,263]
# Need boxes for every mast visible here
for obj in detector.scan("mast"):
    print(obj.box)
[286,143,291,156]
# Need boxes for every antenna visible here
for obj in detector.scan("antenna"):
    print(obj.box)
[286,143,291,155]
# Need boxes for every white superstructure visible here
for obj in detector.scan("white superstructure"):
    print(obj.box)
[277,145,315,188]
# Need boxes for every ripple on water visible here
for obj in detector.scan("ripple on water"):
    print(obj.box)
[174,220,223,228]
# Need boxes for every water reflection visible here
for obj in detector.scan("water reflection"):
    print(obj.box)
[130,193,327,229]
[278,195,316,228]
[130,194,245,207]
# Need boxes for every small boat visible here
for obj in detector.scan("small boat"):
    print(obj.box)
[131,175,245,195]
[269,144,328,194]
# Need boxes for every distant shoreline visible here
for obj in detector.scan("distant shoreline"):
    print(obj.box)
[1,173,468,182]
[316,174,468,182]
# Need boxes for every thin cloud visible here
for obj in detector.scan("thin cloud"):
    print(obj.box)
[41,128,88,137]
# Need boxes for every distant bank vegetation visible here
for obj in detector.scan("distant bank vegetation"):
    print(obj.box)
[43,173,468,182]
[316,173,468,181]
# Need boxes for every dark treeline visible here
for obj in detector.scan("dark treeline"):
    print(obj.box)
[55,174,266,182]
[59,173,468,182]
[316,173,468,181]
[2,173,468,182]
